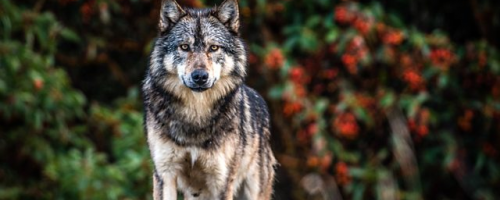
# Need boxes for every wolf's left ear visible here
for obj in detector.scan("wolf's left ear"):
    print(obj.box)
[216,0,240,33]
[159,0,186,34]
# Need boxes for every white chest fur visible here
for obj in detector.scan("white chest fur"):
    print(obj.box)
[147,121,241,199]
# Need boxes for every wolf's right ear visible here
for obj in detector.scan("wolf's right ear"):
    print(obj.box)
[159,0,185,34]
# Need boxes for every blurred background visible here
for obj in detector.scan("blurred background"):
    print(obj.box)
[1,0,500,199]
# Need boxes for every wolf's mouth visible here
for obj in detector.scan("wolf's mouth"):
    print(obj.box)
[181,77,214,92]
[189,87,209,92]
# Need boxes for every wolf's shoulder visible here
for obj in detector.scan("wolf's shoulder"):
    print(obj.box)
[241,84,270,124]
[242,85,267,107]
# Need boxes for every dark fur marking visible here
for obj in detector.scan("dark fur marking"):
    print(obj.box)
[229,65,243,79]
[239,88,247,148]
[221,88,250,199]
[186,8,213,18]
[169,51,182,66]
[193,17,204,52]
[154,169,164,200]
[246,88,258,138]
[242,87,270,190]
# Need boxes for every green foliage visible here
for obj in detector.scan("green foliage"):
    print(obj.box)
[251,0,500,199]
[0,0,150,199]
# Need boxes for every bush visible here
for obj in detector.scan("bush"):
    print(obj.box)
[256,1,500,199]
[0,0,150,198]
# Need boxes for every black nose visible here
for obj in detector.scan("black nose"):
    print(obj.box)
[191,69,209,85]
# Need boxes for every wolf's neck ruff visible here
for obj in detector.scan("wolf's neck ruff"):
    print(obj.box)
[144,75,241,148]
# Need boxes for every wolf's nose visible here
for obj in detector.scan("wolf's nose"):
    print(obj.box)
[191,69,209,85]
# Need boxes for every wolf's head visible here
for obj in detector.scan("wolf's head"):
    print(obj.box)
[150,0,246,97]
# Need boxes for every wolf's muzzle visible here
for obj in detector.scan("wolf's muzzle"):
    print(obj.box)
[191,69,209,85]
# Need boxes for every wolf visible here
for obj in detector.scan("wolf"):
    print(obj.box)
[142,0,277,199]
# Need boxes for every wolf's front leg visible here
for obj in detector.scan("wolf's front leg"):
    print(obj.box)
[153,172,177,200]
[222,185,235,200]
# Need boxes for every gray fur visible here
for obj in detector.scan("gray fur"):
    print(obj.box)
[143,0,276,199]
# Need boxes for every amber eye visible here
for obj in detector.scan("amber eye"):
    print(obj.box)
[209,45,219,52]
[180,44,189,51]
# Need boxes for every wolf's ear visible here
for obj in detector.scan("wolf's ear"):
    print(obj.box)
[159,0,185,33]
[216,0,240,33]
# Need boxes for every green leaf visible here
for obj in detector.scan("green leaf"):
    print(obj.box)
[305,15,322,28]
[474,154,486,172]
[268,85,284,100]
[438,73,449,89]
[354,107,372,125]
[490,59,500,74]
[349,167,366,178]
[34,111,42,130]
[0,79,6,93]
[314,98,329,113]
[325,28,339,43]
[379,91,395,108]
[370,2,384,20]
[283,36,298,52]
[1,15,12,39]
[353,183,365,200]
[422,65,439,80]
[388,13,404,28]
[60,28,81,42]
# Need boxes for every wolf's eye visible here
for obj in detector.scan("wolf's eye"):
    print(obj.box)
[180,44,190,51]
[209,45,219,52]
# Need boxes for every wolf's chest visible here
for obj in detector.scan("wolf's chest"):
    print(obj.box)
[173,147,219,196]
[152,139,239,199]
